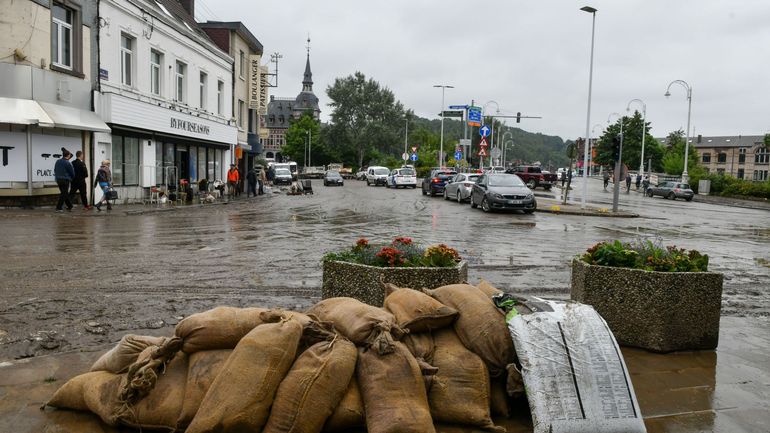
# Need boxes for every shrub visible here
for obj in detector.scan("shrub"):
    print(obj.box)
[323,238,462,268]
[581,238,708,272]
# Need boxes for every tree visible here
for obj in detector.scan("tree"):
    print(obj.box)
[593,111,664,171]
[283,111,321,167]
[326,72,405,168]
[661,129,701,175]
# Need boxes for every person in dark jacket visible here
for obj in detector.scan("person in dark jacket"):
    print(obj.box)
[267,166,275,186]
[246,168,258,197]
[94,160,113,211]
[54,148,75,212]
[69,150,90,209]
[625,173,632,193]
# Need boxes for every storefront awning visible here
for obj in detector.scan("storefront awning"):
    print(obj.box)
[38,102,111,133]
[0,97,54,126]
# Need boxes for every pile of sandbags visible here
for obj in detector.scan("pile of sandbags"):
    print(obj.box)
[46,280,523,433]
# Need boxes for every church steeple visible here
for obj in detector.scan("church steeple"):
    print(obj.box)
[302,36,313,92]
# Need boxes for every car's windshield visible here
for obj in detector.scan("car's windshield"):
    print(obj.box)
[374,168,389,175]
[679,184,690,189]
[327,171,341,177]
[398,169,415,176]
[276,169,291,176]
[489,174,524,187]
[436,172,455,180]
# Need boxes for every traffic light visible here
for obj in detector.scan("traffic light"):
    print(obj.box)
[612,135,621,162]
[516,112,521,123]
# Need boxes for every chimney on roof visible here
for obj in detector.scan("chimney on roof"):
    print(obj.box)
[178,0,195,17]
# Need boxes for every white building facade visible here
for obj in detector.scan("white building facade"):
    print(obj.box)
[95,0,237,201]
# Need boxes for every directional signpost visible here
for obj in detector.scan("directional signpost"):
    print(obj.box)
[479,124,491,137]
[410,153,418,162]
[449,104,469,110]
[440,110,464,118]
[468,106,482,127]
[454,150,463,160]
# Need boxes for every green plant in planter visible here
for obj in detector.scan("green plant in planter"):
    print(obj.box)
[322,237,462,268]
[581,237,708,272]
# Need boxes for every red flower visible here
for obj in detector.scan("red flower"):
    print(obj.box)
[375,247,406,267]
[393,237,413,245]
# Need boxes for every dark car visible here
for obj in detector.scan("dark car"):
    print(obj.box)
[273,168,293,186]
[646,181,693,201]
[421,169,457,196]
[323,170,344,186]
[470,173,536,213]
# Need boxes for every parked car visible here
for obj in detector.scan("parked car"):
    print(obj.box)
[355,168,368,180]
[324,170,344,186]
[421,169,457,196]
[366,166,390,186]
[274,168,293,186]
[470,173,536,213]
[646,181,694,201]
[387,167,417,188]
[443,173,481,202]
[506,166,557,190]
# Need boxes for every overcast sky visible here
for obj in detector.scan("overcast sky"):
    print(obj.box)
[203,0,770,141]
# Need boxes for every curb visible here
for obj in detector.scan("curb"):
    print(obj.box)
[535,205,639,218]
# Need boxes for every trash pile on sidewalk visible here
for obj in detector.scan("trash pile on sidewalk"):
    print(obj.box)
[44,281,522,432]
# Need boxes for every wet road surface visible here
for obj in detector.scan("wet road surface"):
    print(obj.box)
[1,177,769,360]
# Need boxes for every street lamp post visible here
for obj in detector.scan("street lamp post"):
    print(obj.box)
[501,130,513,167]
[608,112,624,213]
[580,5,597,209]
[434,85,454,168]
[504,139,513,167]
[664,80,692,183]
[626,98,647,178]
[482,100,500,170]
[404,115,409,162]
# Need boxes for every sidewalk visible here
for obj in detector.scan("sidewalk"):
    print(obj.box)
[692,193,770,212]
[536,195,639,218]
[2,316,767,433]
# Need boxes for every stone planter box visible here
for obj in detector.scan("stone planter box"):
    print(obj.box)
[570,259,723,353]
[322,260,468,307]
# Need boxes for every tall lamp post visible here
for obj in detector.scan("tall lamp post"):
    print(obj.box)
[608,112,624,213]
[482,100,500,169]
[664,80,692,183]
[626,98,647,177]
[404,115,409,162]
[434,84,454,167]
[501,131,513,167]
[580,5,597,209]
[504,140,513,167]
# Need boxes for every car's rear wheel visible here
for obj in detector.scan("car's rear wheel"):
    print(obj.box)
[456,191,462,203]
[421,186,427,195]
[470,195,478,208]
[526,179,537,189]
[443,189,449,200]
[647,190,654,197]
[667,192,675,200]
[481,197,491,212]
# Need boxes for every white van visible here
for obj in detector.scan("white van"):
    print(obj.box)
[366,166,390,186]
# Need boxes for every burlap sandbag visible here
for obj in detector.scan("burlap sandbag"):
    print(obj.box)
[260,308,318,327]
[357,342,435,433]
[429,329,503,431]
[263,337,358,433]
[186,320,303,433]
[383,284,458,332]
[402,332,438,390]
[90,334,168,373]
[476,279,503,298]
[307,297,405,355]
[176,349,232,430]
[425,284,513,377]
[46,371,103,412]
[175,306,267,353]
[490,379,510,418]
[323,375,365,432]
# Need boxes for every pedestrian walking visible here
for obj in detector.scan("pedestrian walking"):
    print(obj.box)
[625,173,632,193]
[603,171,610,190]
[246,167,258,197]
[561,171,567,188]
[69,150,90,209]
[54,148,75,212]
[227,164,240,198]
[566,170,573,187]
[642,175,650,193]
[94,160,113,211]
[258,166,267,195]
[635,173,642,190]
[267,166,275,186]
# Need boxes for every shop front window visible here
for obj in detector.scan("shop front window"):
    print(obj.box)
[112,135,123,185]
[164,142,175,186]
[155,142,163,185]
[123,137,139,185]
[189,146,198,183]
[207,147,215,181]
[215,149,222,181]
[198,146,206,183]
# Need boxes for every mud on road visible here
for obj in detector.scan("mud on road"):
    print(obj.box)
[1,179,769,361]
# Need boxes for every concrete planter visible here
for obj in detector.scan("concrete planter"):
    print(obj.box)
[322,260,468,307]
[570,259,723,353]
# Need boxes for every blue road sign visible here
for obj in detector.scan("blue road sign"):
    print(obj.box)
[468,106,482,123]
[454,151,463,160]
[480,125,491,137]
[410,153,418,162]
[448,104,468,110]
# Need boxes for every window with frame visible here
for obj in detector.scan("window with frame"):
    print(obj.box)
[716,168,725,175]
[111,135,140,186]
[175,61,186,102]
[756,147,769,164]
[217,80,224,115]
[737,169,744,179]
[199,71,207,110]
[239,50,245,78]
[754,170,769,181]
[150,49,162,95]
[120,34,134,86]
[717,152,727,163]
[701,153,711,163]
[738,148,746,164]
[238,100,245,128]
[51,3,73,69]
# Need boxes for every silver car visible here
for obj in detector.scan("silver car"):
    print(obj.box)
[646,181,694,201]
[443,173,481,203]
[470,173,537,213]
